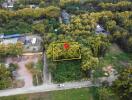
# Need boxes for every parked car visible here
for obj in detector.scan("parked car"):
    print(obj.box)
[58,84,65,88]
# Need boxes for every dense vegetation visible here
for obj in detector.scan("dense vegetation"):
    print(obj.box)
[0,42,23,57]
[0,64,12,90]
[0,0,131,98]
[50,60,83,82]
[112,67,132,100]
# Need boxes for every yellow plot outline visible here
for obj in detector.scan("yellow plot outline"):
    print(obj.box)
[52,42,81,61]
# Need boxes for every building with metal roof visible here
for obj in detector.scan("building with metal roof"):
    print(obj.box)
[61,10,70,24]
[3,34,24,39]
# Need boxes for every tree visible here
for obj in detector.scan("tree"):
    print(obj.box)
[105,20,116,32]
[47,42,81,61]
[87,34,110,57]
[127,36,132,52]
[9,63,19,72]
[81,46,99,71]
[47,42,99,71]
[35,57,43,71]
[112,67,132,100]
[0,64,12,90]
[14,42,24,56]
[25,62,35,74]
[39,1,46,8]
[5,42,23,56]
[98,1,132,11]
[98,87,115,100]
[0,44,5,57]
[18,0,42,5]
[32,23,45,35]
[32,22,47,50]
[44,6,60,18]
[0,0,5,4]
[0,42,23,57]
[0,10,10,25]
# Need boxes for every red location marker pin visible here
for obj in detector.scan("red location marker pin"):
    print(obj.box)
[64,42,70,49]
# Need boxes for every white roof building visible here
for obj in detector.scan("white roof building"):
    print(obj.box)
[0,34,4,39]
[31,38,37,45]
[95,24,105,33]
[95,24,109,35]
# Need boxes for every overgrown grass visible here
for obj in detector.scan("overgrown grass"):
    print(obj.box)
[33,73,43,86]
[52,60,84,83]
[93,44,132,78]
[0,87,119,100]
[51,88,93,100]
[99,44,132,72]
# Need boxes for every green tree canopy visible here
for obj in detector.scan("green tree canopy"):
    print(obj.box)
[0,64,12,90]
[112,66,132,100]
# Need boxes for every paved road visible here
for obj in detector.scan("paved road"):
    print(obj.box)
[0,81,97,97]
[0,57,118,97]
[0,73,117,97]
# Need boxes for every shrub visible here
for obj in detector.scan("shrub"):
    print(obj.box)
[25,62,34,73]
[44,6,61,18]
[9,63,19,72]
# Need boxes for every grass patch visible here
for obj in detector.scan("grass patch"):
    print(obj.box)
[33,73,43,86]
[93,68,106,78]
[99,44,132,72]
[51,88,93,100]
[52,60,84,83]
[0,87,119,100]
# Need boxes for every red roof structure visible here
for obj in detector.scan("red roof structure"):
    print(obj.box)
[63,42,70,49]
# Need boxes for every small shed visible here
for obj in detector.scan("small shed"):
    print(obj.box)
[0,34,4,39]
[31,38,37,45]
[95,24,109,35]
[3,34,24,39]
[61,10,70,24]
[95,24,105,33]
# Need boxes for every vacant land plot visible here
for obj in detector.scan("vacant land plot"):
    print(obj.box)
[6,54,41,88]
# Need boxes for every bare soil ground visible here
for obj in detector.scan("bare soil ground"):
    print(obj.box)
[6,54,40,88]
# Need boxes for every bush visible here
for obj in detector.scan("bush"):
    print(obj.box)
[25,62,34,73]
[0,64,12,90]
[39,1,46,8]
[2,20,32,34]
[98,1,132,11]
[98,87,115,100]
[35,56,43,71]
[9,63,19,72]
[44,6,61,18]
[0,42,23,57]
[127,36,132,52]
[33,73,43,86]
